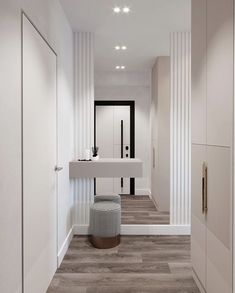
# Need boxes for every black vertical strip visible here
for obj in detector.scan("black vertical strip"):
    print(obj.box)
[94,103,96,148]
[21,11,24,293]
[121,120,124,158]
[121,120,124,188]
[130,101,135,195]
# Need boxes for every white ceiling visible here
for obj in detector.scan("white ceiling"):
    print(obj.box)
[59,0,191,71]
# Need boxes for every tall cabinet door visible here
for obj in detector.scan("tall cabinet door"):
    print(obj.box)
[23,15,57,293]
[206,0,233,291]
[206,0,233,147]
[191,0,207,145]
[192,0,233,292]
[191,0,207,289]
[206,146,232,293]
[191,145,207,289]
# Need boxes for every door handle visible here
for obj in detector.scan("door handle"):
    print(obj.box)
[121,120,124,188]
[202,162,208,213]
[55,166,63,172]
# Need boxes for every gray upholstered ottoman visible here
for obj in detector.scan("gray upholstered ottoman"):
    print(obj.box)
[89,201,121,249]
[94,193,121,204]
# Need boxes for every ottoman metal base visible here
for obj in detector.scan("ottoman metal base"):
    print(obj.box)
[90,234,121,249]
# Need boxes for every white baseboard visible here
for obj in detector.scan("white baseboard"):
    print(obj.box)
[57,227,73,266]
[192,269,206,293]
[73,224,191,236]
[135,189,151,196]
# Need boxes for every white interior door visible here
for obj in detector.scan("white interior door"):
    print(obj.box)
[23,15,57,293]
[96,105,130,194]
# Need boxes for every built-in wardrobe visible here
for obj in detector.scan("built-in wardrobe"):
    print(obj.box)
[151,57,170,212]
[191,0,233,292]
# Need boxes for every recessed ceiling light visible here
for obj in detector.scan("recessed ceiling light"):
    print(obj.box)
[113,7,121,13]
[121,46,127,50]
[121,66,125,69]
[116,66,120,69]
[123,7,130,13]
[115,46,121,50]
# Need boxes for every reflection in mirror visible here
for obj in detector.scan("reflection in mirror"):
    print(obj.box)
[93,2,191,226]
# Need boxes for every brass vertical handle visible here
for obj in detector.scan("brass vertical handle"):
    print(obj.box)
[204,164,208,213]
[202,162,208,214]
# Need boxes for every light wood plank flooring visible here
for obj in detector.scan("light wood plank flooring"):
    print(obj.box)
[47,236,199,293]
[121,195,170,225]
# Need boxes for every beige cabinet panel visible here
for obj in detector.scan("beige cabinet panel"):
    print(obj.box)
[191,144,206,289]
[191,215,207,289]
[191,144,207,223]
[191,1,234,292]
[207,229,232,293]
[191,0,207,144]
[206,146,232,249]
[151,57,170,212]
[206,0,233,147]
[206,146,232,293]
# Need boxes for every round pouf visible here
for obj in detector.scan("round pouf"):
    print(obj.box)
[94,194,121,204]
[89,201,121,249]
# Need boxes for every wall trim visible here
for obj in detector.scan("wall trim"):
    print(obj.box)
[57,228,73,266]
[135,188,151,196]
[73,224,191,236]
[192,269,206,293]
[170,32,191,225]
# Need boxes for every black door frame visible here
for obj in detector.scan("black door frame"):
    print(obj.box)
[94,100,135,195]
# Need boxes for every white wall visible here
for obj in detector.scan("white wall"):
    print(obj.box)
[170,32,191,225]
[0,1,74,292]
[74,32,95,226]
[95,71,151,195]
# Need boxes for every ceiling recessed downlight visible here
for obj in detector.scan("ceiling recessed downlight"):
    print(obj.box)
[115,45,127,51]
[116,66,120,69]
[121,65,125,69]
[123,7,130,13]
[113,7,121,13]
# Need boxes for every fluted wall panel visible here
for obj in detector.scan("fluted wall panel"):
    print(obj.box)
[74,32,94,225]
[170,32,191,225]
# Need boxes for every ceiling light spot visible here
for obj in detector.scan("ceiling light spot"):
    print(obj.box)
[123,7,130,13]
[115,46,121,50]
[121,66,125,69]
[116,66,120,69]
[113,7,121,13]
[121,46,127,50]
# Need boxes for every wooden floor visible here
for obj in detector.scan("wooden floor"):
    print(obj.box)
[121,195,170,225]
[47,235,199,293]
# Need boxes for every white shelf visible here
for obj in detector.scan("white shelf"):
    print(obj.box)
[69,158,143,178]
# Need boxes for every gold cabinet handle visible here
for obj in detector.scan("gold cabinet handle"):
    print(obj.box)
[202,162,208,214]
[204,164,208,213]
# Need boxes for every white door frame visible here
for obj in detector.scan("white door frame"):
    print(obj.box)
[21,11,58,293]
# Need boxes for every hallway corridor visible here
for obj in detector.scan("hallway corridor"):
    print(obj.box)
[121,195,170,225]
[47,236,199,293]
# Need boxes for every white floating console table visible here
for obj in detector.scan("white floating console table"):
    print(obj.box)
[69,158,143,178]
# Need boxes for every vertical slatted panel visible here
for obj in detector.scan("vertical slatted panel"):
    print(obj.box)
[74,32,94,225]
[170,32,191,225]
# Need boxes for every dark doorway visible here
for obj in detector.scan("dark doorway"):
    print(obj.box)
[94,100,135,195]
